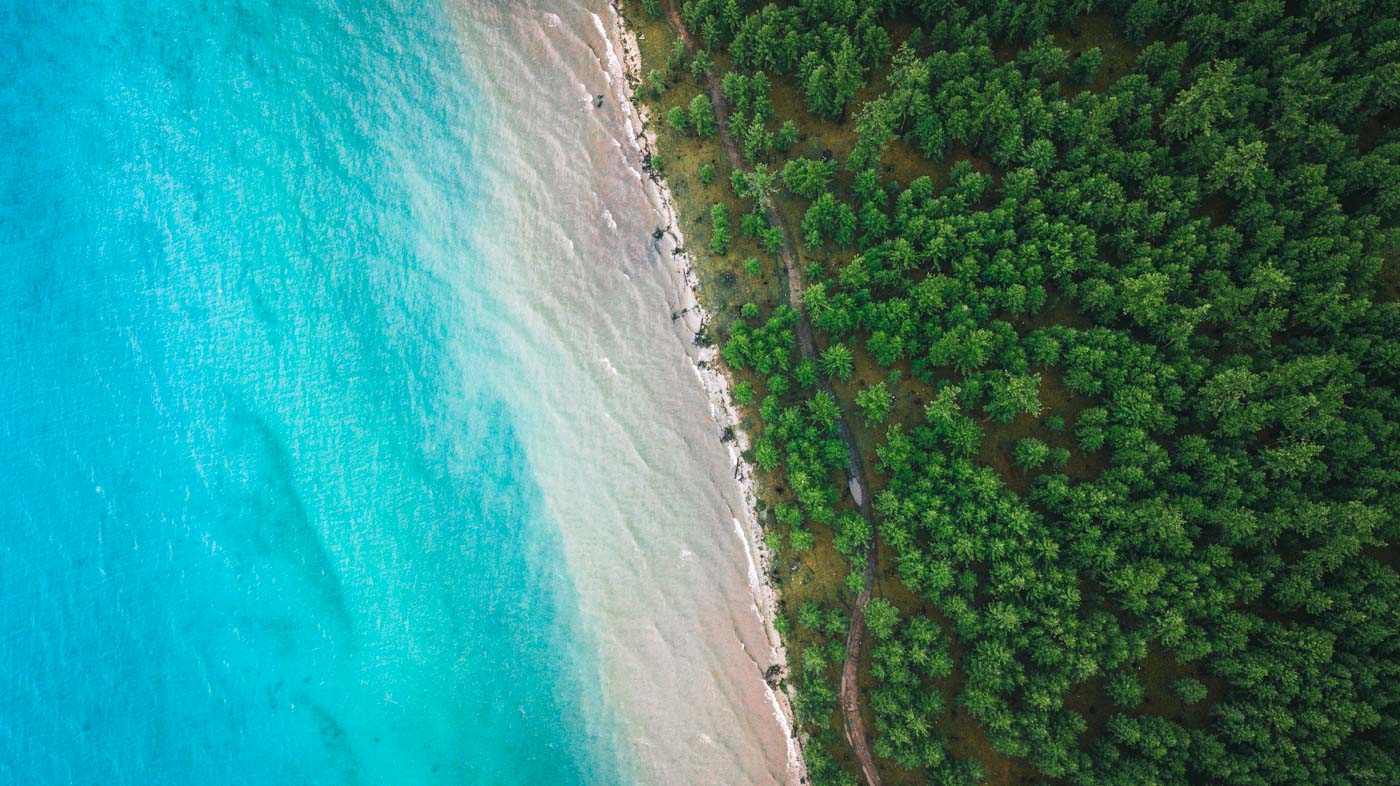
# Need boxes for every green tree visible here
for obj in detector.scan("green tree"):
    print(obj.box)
[709,202,731,255]
[667,39,687,74]
[734,163,779,209]
[1014,437,1051,470]
[865,598,899,640]
[801,37,864,120]
[820,343,855,380]
[986,373,1042,423]
[808,391,841,429]
[645,68,666,98]
[689,48,712,82]
[782,157,837,199]
[689,93,717,137]
[753,438,779,471]
[790,527,815,551]
[1107,673,1144,709]
[1207,140,1269,194]
[1069,47,1104,85]
[1172,677,1208,704]
[775,119,799,153]
[1162,59,1247,142]
[666,105,690,134]
[743,113,772,163]
[856,382,892,425]
[1020,36,1068,80]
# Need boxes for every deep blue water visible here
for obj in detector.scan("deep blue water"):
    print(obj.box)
[0,1,615,783]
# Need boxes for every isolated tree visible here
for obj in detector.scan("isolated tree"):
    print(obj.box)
[820,343,855,380]
[666,105,690,134]
[857,382,892,425]
[1014,437,1051,470]
[690,93,717,137]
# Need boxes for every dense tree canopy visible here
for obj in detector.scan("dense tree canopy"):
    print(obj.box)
[652,1,1400,784]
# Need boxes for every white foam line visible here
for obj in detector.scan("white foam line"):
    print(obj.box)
[731,517,768,628]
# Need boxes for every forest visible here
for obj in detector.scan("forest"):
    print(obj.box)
[630,1,1399,784]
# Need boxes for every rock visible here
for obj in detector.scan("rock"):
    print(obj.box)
[720,426,735,443]
[764,664,784,688]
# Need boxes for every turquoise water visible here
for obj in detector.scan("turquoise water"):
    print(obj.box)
[0,1,618,783]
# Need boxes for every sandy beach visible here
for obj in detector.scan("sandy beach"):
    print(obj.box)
[598,4,807,783]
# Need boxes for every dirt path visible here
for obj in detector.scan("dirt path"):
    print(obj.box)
[656,4,883,785]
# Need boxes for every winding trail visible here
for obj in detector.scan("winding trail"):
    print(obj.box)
[656,4,883,784]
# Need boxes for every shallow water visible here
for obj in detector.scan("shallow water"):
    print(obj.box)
[447,4,798,783]
[0,1,792,783]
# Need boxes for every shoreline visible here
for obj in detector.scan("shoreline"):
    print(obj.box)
[594,5,808,783]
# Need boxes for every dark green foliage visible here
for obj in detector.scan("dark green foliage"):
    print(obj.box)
[689,93,716,137]
[802,193,857,248]
[775,119,800,153]
[808,391,840,430]
[856,381,892,425]
[1172,677,1208,705]
[1106,672,1145,709]
[732,163,778,208]
[1018,36,1068,80]
[790,527,816,551]
[666,105,689,134]
[733,380,755,406]
[671,1,1400,784]
[834,509,872,556]
[1069,47,1103,85]
[864,597,898,639]
[1013,436,1050,470]
[985,372,1041,423]
[690,48,713,82]
[869,615,953,770]
[820,343,854,380]
[708,202,730,254]
[644,68,666,99]
[667,38,687,74]
[800,36,864,120]
[782,157,838,199]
